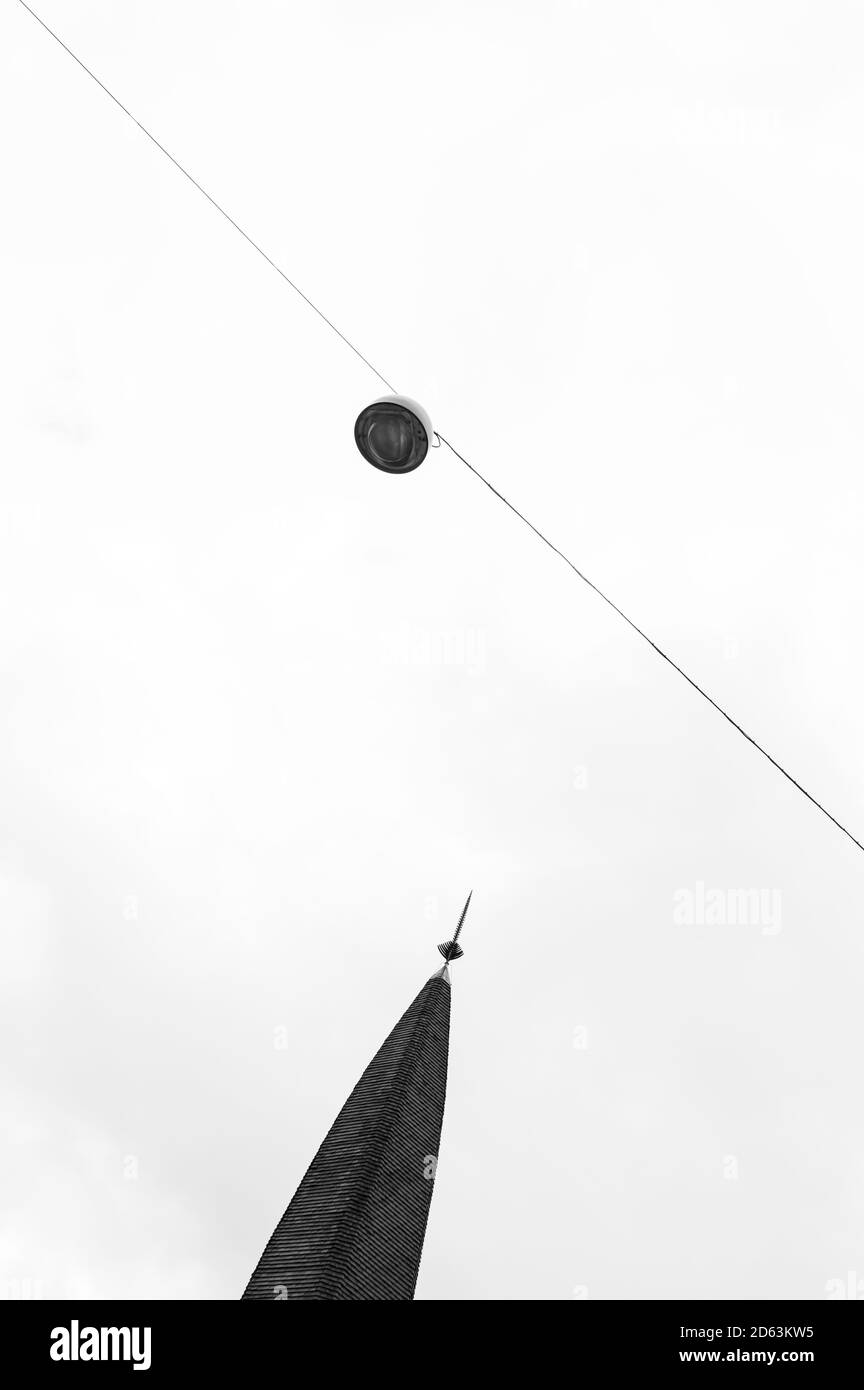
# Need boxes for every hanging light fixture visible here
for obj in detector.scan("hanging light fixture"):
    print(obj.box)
[354,395,434,474]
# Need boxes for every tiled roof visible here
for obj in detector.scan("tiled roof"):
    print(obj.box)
[242,971,451,1300]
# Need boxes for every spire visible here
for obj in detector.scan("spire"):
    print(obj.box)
[436,889,472,964]
[242,904,464,1301]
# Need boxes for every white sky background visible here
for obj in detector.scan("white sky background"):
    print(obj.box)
[1,0,864,1301]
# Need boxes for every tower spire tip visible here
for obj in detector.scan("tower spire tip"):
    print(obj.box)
[436,890,472,964]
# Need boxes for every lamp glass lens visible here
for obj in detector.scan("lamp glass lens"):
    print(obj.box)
[368,415,412,466]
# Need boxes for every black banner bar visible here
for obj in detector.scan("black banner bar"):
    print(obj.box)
[1,1299,859,1375]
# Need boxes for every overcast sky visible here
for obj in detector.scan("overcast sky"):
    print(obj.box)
[2,0,864,1301]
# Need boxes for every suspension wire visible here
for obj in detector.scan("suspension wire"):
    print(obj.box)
[439,435,864,857]
[18,2,863,857]
[16,0,396,394]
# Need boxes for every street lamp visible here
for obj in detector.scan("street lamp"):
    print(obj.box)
[354,395,434,474]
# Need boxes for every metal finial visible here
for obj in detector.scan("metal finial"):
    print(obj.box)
[437,890,472,963]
